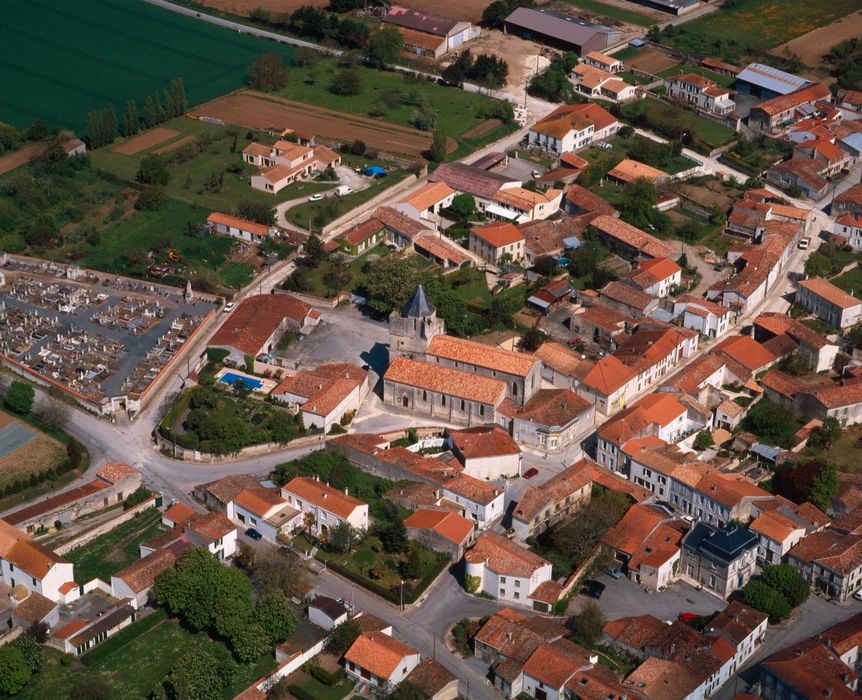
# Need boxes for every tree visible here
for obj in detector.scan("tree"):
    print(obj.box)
[575,600,606,646]
[403,546,422,579]
[4,380,34,415]
[773,457,837,512]
[0,645,30,695]
[157,648,225,700]
[253,593,298,643]
[518,328,547,352]
[809,416,842,449]
[230,623,271,663]
[171,77,188,115]
[809,459,838,512]
[449,193,475,219]
[743,580,791,621]
[331,68,363,96]
[121,100,141,137]
[135,187,167,211]
[137,153,171,185]
[363,255,421,315]
[804,251,832,278]
[743,398,798,449]
[12,634,42,673]
[247,53,289,91]
[380,518,409,553]
[429,127,447,162]
[303,233,327,268]
[69,673,113,700]
[253,548,311,598]
[386,682,426,700]
[37,395,70,432]
[693,430,714,450]
[532,255,559,277]
[327,619,362,656]
[551,491,629,565]
[328,520,360,553]
[365,27,404,67]
[143,94,160,128]
[236,198,276,226]
[214,595,251,640]
[761,564,809,608]
[442,50,473,85]
[349,139,366,156]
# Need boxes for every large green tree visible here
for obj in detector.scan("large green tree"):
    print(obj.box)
[364,26,404,67]
[0,645,30,695]
[247,52,290,91]
[743,580,791,621]
[4,380,34,415]
[327,619,362,656]
[230,623,271,663]
[137,154,171,186]
[761,564,809,608]
[156,648,224,700]
[575,600,606,646]
[253,593,298,643]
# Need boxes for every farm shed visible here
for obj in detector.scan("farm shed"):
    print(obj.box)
[382,6,481,58]
[735,63,812,100]
[503,7,620,55]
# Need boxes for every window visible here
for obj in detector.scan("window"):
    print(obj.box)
[441,395,446,407]
[500,577,506,583]
[514,591,520,599]
[514,580,520,588]
[422,390,427,401]
[460,399,465,411]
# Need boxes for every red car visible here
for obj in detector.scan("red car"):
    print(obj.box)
[523,467,539,479]
[678,612,698,622]
[568,337,584,347]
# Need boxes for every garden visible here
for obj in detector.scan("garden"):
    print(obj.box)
[619,100,736,153]
[158,380,306,455]
[282,242,391,299]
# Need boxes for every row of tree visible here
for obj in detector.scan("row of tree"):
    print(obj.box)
[86,78,187,148]
[442,50,509,90]
[250,6,371,50]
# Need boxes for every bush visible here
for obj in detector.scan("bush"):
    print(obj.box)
[693,430,714,450]
[465,573,481,594]
[743,580,791,621]
[307,664,346,686]
[4,380,34,415]
[761,564,810,608]
[124,486,152,509]
[134,186,167,211]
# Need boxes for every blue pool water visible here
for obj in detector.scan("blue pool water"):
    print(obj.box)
[220,372,264,391]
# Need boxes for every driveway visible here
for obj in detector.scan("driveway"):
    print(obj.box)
[275,165,372,229]
[570,573,727,621]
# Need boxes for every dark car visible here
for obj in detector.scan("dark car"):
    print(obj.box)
[581,580,605,599]
[245,528,263,541]
[523,467,539,479]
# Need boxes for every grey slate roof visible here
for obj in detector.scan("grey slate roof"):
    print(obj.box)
[402,285,435,318]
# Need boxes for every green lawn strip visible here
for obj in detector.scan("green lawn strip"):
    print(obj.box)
[561,0,655,26]
[289,677,353,700]
[829,267,862,295]
[286,170,409,230]
[66,507,164,582]
[620,100,735,150]
[661,0,862,52]
[810,427,862,472]
[656,63,735,88]
[615,70,654,86]
[218,261,255,289]
[289,244,390,298]
[579,135,696,175]
[82,610,168,667]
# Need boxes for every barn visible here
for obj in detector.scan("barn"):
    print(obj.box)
[503,7,620,55]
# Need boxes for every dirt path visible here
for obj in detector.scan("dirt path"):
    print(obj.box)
[0,144,37,175]
[112,127,180,155]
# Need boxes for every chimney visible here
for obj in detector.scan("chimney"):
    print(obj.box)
[323,492,328,499]
[344,487,349,496]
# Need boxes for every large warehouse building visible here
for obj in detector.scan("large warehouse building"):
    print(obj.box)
[735,63,812,100]
[503,7,620,55]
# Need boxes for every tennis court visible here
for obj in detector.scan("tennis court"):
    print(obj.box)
[0,418,36,458]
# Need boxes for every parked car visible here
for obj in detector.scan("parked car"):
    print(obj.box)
[222,302,236,313]
[523,467,539,479]
[245,528,263,541]
[678,611,698,622]
[307,193,324,202]
[605,566,623,580]
[567,337,585,347]
[713,262,724,271]
[855,589,862,601]
[798,237,810,250]
[581,580,605,599]
[335,186,353,196]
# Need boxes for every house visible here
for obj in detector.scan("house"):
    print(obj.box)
[111,540,192,609]
[227,486,301,542]
[371,206,435,248]
[336,218,385,256]
[388,284,446,359]
[446,426,522,480]
[708,601,768,669]
[520,217,589,265]
[425,335,542,406]
[183,511,237,560]
[63,138,87,157]
[533,341,587,389]
[528,103,619,154]
[488,187,563,224]
[474,608,568,674]
[597,280,660,319]
[570,65,637,103]
[383,355,508,425]
[503,7,620,55]
[794,137,850,176]
[527,278,573,314]
[463,531,554,607]
[727,188,813,238]
[749,82,832,134]
[570,306,634,351]
[603,503,689,590]
[0,519,75,602]
[788,509,862,601]
[753,312,838,373]
[595,392,694,472]
[603,614,669,658]
[404,508,475,559]
[701,58,741,78]
[162,502,196,529]
[834,213,862,250]
[796,276,862,328]
[606,159,669,186]
[623,658,701,700]
[767,157,831,199]
[584,51,622,73]
[520,638,595,700]
[749,509,807,565]
[193,474,260,515]
[622,257,682,297]
[439,474,505,529]
[308,595,348,631]
[712,335,778,376]
[4,462,141,534]
[665,73,735,115]
[207,294,319,363]
[469,221,525,264]
[575,355,637,416]
[759,613,862,700]
[680,522,758,600]
[403,658,459,700]
[563,183,616,216]
[428,162,520,208]
[673,295,733,339]
[272,363,368,432]
[500,388,595,454]
[247,142,341,194]
[796,381,862,426]
[614,324,699,395]
[280,476,369,536]
[412,233,472,271]
[834,183,862,216]
[207,212,279,243]
[510,460,592,540]
[50,597,137,656]
[343,632,421,692]
[382,6,480,58]
[736,63,812,99]
[588,214,675,260]
[394,182,456,221]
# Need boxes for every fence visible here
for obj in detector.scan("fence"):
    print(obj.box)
[154,430,325,463]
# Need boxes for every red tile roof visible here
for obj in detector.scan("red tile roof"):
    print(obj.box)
[344,632,418,680]
[608,159,668,184]
[755,83,830,117]
[163,502,197,526]
[471,221,524,247]
[579,355,636,395]
[426,335,538,378]
[403,508,474,545]
[798,276,861,309]
[384,355,508,405]
[589,214,674,259]
[96,461,138,484]
[208,212,272,237]
[712,335,776,372]
[186,511,235,544]
[282,476,366,519]
[522,639,591,689]
[447,426,520,459]
[209,294,312,356]
[464,530,550,577]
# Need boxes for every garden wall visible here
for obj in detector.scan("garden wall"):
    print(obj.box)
[322,173,419,237]
[154,431,325,463]
[55,499,159,555]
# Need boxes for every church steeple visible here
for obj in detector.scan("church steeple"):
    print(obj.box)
[401,284,434,318]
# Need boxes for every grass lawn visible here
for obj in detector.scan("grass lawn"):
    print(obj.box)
[65,507,164,582]
[289,677,353,700]
[663,0,862,51]
[218,261,255,289]
[92,118,335,212]
[278,58,517,151]
[287,244,391,298]
[19,615,275,700]
[657,63,735,88]
[620,100,736,151]
[560,0,655,25]
[829,266,862,295]
[810,427,862,472]
[580,135,697,175]
[616,70,655,86]
[286,169,409,230]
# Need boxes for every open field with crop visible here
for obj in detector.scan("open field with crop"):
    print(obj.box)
[626,48,680,74]
[0,0,295,132]
[0,411,65,489]
[770,11,862,70]
[195,0,493,22]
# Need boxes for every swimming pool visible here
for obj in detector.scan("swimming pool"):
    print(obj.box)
[219,372,264,391]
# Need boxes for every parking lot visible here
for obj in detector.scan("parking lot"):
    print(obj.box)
[570,572,728,621]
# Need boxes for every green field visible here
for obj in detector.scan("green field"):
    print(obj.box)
[0,0,295,132]
[657,63,736,88]
[662,0,862,51]
[620,100,736,151]
[560,0,655,26]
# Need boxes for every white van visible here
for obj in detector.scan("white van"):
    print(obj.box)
[335,186,353,197]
